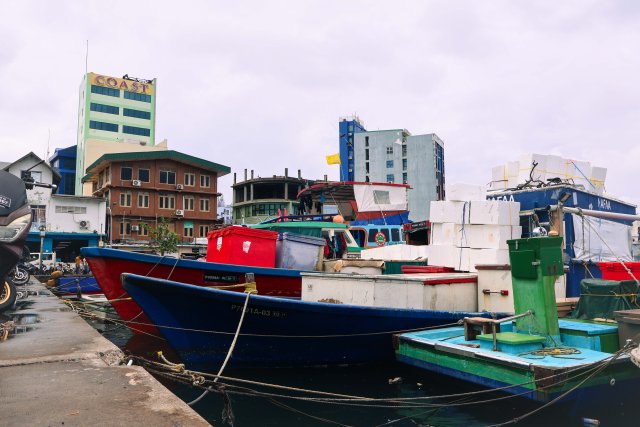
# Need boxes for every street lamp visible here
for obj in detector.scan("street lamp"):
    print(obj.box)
[38,225,46,272]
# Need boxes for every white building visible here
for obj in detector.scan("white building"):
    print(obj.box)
[1,152,106,261]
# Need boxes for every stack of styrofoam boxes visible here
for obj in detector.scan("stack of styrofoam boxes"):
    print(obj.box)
[360,244,429,261]
[429,183,521,272]
[489,154,607,194]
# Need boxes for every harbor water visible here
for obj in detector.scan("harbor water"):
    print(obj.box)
[90,314,636,427]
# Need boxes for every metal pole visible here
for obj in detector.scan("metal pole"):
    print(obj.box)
[39,232,45,272]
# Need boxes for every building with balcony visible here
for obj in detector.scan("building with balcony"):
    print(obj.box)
[232,169,312,224]
[83,150,230,244]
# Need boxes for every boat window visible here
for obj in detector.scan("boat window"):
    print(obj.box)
[351,229,365,247]
[367,228,379,243]
[338,230,356,246]
[391,228,401,242]
[380,228,390,242]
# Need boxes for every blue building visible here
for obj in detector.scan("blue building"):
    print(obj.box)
[338,116,367,181]
[49,145,77,195]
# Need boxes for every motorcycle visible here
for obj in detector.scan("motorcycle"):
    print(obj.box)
[0,171,55,313]
[8,263,31,285]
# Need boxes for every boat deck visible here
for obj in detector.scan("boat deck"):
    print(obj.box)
[399,319,621,369]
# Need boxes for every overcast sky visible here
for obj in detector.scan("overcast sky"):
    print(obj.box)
[1,1,638,207]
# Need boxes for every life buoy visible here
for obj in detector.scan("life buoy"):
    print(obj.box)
[374,232,387,247]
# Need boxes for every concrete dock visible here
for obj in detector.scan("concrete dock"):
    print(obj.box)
[0,280,210,427]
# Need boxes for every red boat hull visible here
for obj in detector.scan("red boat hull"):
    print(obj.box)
[84,249,302,335]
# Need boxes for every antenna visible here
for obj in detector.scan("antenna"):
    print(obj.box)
[85,40,89,74]
[46,128,50,162]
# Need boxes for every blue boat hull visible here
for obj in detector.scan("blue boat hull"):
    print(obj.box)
[123,273,495,369]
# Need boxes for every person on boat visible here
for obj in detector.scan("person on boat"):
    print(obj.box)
[75,255,82,274]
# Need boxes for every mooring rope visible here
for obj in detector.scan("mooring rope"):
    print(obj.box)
[188,285,257,406]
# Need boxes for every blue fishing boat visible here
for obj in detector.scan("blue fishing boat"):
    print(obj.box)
[488,184,637,296]
[122,273,497,370]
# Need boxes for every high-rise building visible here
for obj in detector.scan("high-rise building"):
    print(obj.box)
[351,127,445,221]
[75,72,165,196]
[338,116,366,181]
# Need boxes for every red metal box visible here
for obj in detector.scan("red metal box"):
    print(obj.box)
[207,227,278,268]
[598,262,640,281]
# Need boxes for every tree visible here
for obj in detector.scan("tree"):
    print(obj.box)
[145,218,179,256]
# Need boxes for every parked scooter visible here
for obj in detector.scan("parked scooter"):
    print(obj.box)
[0,171,54,312]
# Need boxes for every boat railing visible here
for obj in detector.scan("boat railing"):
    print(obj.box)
[465,310,534,351]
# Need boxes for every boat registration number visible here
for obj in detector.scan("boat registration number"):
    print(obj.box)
[230,304,287,318]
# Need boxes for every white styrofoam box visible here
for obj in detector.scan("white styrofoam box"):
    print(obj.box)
[567,159,592,181]
[446,183,487,202]
[469,249,510,272]
[506,161,520,188]
[589,166,607,194]
[429,245,470,271]
[469,201,520,225]
[301,272,478,311]
[477,267,514,313]
[491,165,507,190]
[360,244,429,261]
[518,153,548,184]
[430,201,470,224]
[431,223,468,247]
[466,225,522,249]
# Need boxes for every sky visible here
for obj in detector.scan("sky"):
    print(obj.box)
[1,1,639,207]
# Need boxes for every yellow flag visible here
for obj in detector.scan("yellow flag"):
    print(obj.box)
[326,153,341,165]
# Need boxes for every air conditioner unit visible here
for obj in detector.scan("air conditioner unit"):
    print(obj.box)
[175,209,184,217]
[79,220,90,229]
[131,225,140,232]
[132,180,142,187]
[176,184,184,190]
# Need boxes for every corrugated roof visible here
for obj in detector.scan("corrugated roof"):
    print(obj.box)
[83,150,230,182]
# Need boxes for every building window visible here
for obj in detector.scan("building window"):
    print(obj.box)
[386,146,393,155]
[184,225,194,238]
[386,160,394,168]
[91,85,120,97]
[386,174,395,183]
[123,108,151,120]
[120,191,132,207]
[138,192,149,208]
[139,223,149,236]
[138,168,150,182]
[159,194,175,209]
[119,221,131,236]
[184,173,195,186]
[200,175,210,188]
[159,170,176,185]
[90,103,119,115]
[54,206,87,214]
[402,159,407,171]
[199,198,210,212]
[89,120,118,132]
[122,125,150,137]
[365,149,369,161]
[199,225,210,237]
[365,136,369,147]
[365,163,370,173]
[183,196,195,211]
[120,167,132,180]
[403,173,408,184]
[402,144,407,157]
[124,91,151,103]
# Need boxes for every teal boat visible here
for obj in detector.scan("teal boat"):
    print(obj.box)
[395,234,640,408]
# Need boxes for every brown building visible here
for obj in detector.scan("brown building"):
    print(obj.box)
[83,150,230,243]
